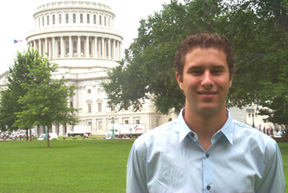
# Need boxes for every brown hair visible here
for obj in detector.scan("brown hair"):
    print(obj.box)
[174,33,236,81]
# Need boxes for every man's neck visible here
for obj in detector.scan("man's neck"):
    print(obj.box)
[184,107,228,150]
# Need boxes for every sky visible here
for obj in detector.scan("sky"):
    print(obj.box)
[0,0,181,74]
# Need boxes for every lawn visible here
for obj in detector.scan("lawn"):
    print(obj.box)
[0,139,134,193]
[0,139,287,193]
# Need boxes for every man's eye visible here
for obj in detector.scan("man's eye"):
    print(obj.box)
[211,70,223,74]
[190,71,202,75]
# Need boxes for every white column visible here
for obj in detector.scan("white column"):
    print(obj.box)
[113,40,116,60]
[34,40,36,51]
[49,39,52,58]
[45,38,48,57]
[52,37,55,59]
[61,36,64,58]
[39,39,42,56]
[86,36,90,58]
[119,42,122,59]
[78,36,81,57]
[108,39,111,59]
[94,37,98,58]
[69,36,72,58]
[101,38,105,59]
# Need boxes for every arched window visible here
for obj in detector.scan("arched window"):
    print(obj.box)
[80,14,83,23]
[53,15,55,24]
[66,13,69,23]
[59,14,62,24]
[73,13,76,23]
[93,15,96,24]
[47,15,49,25]
[87,14,90,24]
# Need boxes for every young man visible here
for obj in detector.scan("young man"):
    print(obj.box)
[126,33,285,193]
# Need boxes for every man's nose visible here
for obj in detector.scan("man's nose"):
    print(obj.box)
[201,71,214,88]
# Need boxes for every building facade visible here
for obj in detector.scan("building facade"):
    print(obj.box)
[24,0,176,136]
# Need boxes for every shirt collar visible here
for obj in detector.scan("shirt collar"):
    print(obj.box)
[177,108,235,145]
[178,108,194,143]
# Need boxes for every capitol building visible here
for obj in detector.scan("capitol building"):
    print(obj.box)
[0,0,278,136]
[0,0,175,136]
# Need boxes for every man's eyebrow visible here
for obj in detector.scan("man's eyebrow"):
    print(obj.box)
[187,66,203,71]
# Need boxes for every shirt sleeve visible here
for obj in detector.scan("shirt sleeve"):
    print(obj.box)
[256,142,285,193]
[126,142,149,193]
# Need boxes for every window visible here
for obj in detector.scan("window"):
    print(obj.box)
[96,119,102,130]
[88,104,92,113]
[53,15,55,24]
[98,103,102,112]
[81,40,84,54]
[42,17,44,26]
[66,13,69,23]
[58,41,61,55]
[87,89,91,94]
[99,15,102,25]
[65,40,69,55]
[106,41,109,57]
[89,40,92,55]
[73,13,76,23]
[93,15,96,24]
[87,14,90,24]
[47,16,49,25]
[80,14,83,23]
[134,117,140,124]
[73,41,77,54]
[59,14,62,24]
[104,16,106,26]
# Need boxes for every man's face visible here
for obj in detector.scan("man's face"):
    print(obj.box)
[176,47,232,116]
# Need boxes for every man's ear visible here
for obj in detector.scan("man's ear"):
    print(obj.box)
[176,72,183,90]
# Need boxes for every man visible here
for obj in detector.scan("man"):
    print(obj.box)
[126,33,285,193]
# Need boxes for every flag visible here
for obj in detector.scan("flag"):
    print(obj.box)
[14,40,22,44]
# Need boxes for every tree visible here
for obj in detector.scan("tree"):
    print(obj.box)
[103,0,288,126]
[0,49,40,140]
[103,0,224,114]
[14,49,79,147]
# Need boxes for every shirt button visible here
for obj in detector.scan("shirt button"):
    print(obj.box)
[191,133,195,138]
[206,153,209,158]
[207,185,211,190]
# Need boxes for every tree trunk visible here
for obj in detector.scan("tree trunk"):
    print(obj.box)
[46,126,50,148]
[26,129,29,141]
[29,128,32,142]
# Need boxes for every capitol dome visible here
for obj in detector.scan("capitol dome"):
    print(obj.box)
[26,0,123,71]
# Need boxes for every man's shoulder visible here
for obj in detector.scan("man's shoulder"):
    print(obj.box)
[133,120,179,148]
[232,119,278,154]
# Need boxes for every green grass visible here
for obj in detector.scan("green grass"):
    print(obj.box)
[0,140,287,193]
[0,139,133,193]
[279,143,288,193]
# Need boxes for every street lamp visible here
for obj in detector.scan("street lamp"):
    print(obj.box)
[249,107,258,128]
[109,117,117,139]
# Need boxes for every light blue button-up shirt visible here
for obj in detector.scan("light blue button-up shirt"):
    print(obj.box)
[126,109,285,193]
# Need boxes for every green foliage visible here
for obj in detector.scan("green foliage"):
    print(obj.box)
[0,49,42,133]
[103,0,288,125]
[0,48,79,145]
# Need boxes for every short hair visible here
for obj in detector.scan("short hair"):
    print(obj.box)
[174,33,236,81]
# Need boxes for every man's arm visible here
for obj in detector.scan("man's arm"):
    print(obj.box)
[126,143,149,193]
[256,142,285,193]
